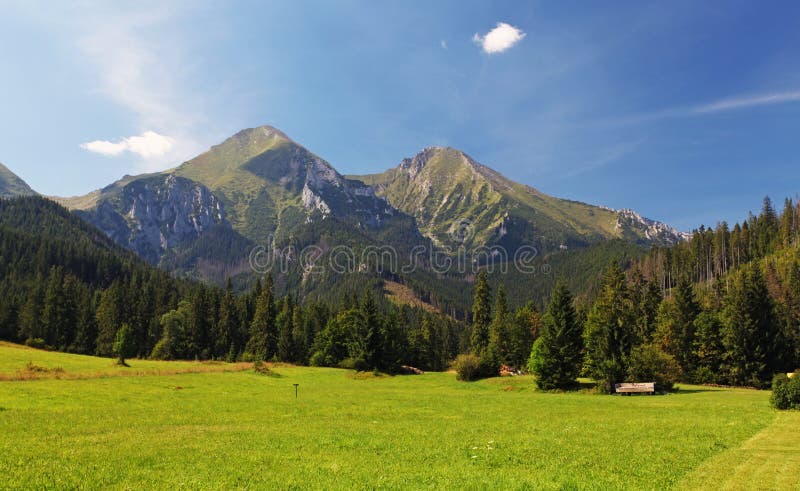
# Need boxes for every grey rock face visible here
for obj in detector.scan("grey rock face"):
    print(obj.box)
[78,174,229,263]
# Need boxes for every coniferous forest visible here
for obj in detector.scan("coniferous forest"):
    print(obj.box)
[1,195,798,388]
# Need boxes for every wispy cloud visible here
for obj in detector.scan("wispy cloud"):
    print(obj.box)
[693,90,800,114]
[81,131,174,158]
[473,22,526,54]
[15,2,214,172]
[608,89,800,126]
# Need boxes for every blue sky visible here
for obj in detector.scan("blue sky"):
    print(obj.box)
[2,1,800,230]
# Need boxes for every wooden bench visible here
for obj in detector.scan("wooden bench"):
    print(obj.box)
[614,382,655,395]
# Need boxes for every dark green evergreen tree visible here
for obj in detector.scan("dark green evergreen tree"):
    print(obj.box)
[584,263,635,392]
[722,264,785,386]
[529,282,583,390]
[246,275,276,361]
[470,271,492,354]
[487,285,511,366]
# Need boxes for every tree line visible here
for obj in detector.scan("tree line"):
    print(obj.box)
[513,196,800,391]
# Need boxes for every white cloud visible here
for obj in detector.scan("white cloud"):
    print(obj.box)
[81,131,174,158]
[440,40,448,50]
[473,22,526,54]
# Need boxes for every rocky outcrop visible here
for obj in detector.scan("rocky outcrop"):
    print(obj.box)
[615,208,690,246]
[77,174,229,263]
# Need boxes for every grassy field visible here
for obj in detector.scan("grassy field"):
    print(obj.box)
[0,344,797,490]
[0,342,250,380]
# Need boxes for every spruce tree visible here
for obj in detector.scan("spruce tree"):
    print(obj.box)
[584,263,635,392]
[487,285,511,366]
[722,264,785,386]
[95,282,124,357]
[41,267,69,349]
[276,297,295,362]
[692,310,724,383]
[359,291,381,369]
[529,282,583,390]
[656,277,700,374]
[470,271,492,354]
[215,279,237,358]
[247,276,276,361]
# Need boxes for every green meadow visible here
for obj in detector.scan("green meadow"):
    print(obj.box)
[0,343,797,490]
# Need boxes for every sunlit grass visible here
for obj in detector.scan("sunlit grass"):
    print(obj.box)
[0,343,794,489]
[0,342,250,381]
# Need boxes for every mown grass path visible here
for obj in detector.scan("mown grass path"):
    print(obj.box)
[679,410,800,490]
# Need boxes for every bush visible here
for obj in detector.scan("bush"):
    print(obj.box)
[24,338,47,350]
[626,344,682,393]
[253,360,281,377]
[337,357,368,371]
[309,351,327,367]
[771,373,800,410]
[452,354,483,381]
[692,366,719,385]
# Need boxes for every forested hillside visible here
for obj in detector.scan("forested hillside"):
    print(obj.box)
[0,197,467,371]
[559,196,800,389]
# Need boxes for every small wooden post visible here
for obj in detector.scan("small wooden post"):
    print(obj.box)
[293,383,299,398]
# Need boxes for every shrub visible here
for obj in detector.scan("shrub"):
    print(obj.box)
[24,338,47,350]
[692,366,719,385]
[253,360,280,377]
[626,344,682,392]
[771,373,800,410]
[527,338,545,378]
[309,351,327,367]
[452,354,483,381]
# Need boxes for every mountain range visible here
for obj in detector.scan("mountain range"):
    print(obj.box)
[1,125,687,312]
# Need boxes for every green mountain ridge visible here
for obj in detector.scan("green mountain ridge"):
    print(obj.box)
[353,146,686,253]
[0,162,37,198]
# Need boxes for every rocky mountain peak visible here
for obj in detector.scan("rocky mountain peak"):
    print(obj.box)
[0,162,37,198]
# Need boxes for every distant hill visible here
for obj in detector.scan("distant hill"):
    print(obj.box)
[0,162,36,198]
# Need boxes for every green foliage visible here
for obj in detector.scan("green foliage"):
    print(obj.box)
[151,302,191,360]
[722,264,785,387]
[626,344,682,392]
[113,323,136,365]
[452,353,483,381]
[246,276,276,361]
[470,271,492,354]
[771,373,800,410]
[507,302,539,368]
[530,283,583,390]
[487,285,511,366]
[692,311,725,384]
[655,278,700,374]
[584,263,635,392]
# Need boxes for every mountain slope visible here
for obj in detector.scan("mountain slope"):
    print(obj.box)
[54,126,424,294]
[0,162,36,198]
[75,174,231,265]
[173,126,400,245]
[354,147,686,252]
